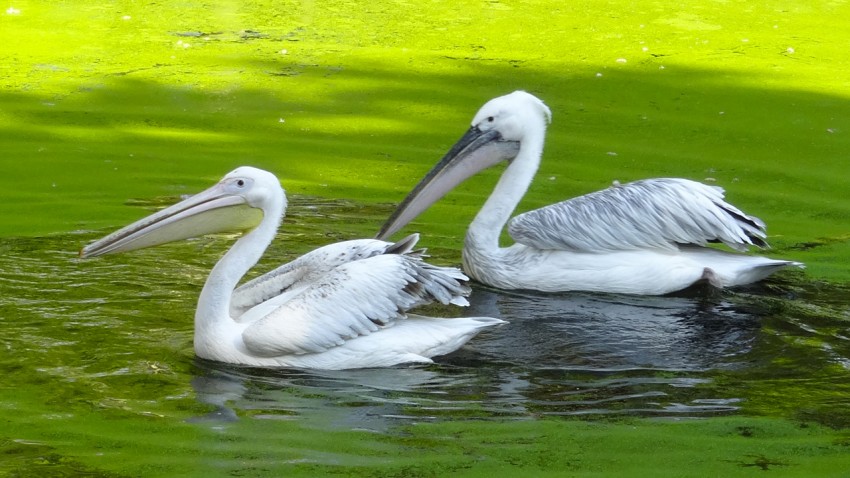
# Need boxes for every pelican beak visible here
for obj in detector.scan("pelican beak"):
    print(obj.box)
[376,126,519,240]
[80,182,264,258]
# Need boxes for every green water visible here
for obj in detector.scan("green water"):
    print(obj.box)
[2,1,850,476]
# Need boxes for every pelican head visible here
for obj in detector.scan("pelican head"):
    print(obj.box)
[81,166,281,258]
[377,91,550,240]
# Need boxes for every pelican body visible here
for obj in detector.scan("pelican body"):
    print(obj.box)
[81,167,503,369]
[377,91,802,295]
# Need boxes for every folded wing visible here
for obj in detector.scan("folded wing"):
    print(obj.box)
[231,235,421,318]
[240,253,470,357]
[508,178,768,253]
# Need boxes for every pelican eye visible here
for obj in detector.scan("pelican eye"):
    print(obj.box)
[487,116,494,122]
[236,179,246,187]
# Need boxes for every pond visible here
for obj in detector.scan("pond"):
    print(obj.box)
[1,196,849,475]
[2,0,850,476]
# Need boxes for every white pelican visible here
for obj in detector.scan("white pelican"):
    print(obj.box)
[81,167,503,369]
[377,91,803,295]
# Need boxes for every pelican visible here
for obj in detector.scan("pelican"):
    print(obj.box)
[81,166,503,369]
[377,91,803,295]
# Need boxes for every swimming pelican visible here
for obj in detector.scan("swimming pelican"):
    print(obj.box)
[81,167,503,369]
[377,91,802,295]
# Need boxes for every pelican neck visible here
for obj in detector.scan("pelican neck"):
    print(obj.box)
[466,128,545,251]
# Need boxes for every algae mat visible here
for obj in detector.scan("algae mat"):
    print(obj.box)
[1,1,848,279]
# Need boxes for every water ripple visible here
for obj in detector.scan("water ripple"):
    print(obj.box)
[1,230,848,430]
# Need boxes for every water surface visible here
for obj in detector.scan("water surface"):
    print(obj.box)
[2,197,846,431]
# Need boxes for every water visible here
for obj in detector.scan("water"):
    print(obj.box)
[2,197,847,439]
[2,200,849,476]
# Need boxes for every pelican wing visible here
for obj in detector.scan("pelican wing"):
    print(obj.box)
[507,178,768,253]
[240,254,470,357]
[231,235,421,318]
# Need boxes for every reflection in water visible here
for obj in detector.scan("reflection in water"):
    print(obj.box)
[190,361,474,430]
[465,288,760,371]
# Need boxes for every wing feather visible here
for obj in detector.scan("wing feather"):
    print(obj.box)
[231,235,422,318]
[507,178,768,253]
[240,254,471,357]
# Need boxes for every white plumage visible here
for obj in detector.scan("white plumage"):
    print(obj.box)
[507,178,767,253]
[81,167,503,369]
[378,91,802,295]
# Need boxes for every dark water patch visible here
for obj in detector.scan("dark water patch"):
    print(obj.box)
[0,206,847,475]
[2,207,849,429]
[2,193,849,433]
